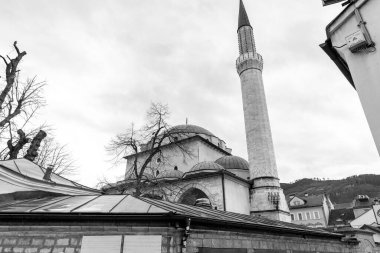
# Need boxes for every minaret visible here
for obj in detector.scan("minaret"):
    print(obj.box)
[236,0,290,222]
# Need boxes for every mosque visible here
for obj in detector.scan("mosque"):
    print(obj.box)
[106,0,290,222]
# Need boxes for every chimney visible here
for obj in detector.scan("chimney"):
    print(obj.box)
[43,165,54,181]
[194,198,212,209]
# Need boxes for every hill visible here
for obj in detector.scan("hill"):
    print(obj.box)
[281,174,380,204]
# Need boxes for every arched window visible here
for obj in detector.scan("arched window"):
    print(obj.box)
[178,188,209,206]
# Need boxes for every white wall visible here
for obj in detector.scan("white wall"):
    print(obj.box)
[350,209,376,228]
[289,206,326,227]
[224,175,250,214]
[329,0,380,154]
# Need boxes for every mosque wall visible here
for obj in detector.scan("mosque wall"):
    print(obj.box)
[187,228,377,253]
[172,175,225,210]
[197,141,226,164]
[224,175,250,215]
[125,138,227,178]
[3,223,377,253]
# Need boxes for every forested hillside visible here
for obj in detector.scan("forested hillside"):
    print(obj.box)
[281,174,380,204]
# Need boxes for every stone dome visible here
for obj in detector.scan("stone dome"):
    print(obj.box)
[168,124,215,137]
[215,156,249,171]
[157,170,184,179]
[189,161,225,172]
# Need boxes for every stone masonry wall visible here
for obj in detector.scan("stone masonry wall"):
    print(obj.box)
[186,229,373,253]
[0,225,183,253]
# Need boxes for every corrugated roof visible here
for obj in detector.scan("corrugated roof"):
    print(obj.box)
[0,194,341,238]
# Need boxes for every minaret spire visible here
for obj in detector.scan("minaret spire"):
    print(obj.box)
[236,0,290,222]
[238,0,251,29]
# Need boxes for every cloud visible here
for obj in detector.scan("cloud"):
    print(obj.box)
[0,0,378,187]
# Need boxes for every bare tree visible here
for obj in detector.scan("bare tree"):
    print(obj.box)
[34,137,76,176]
[106,102,194,196]
[0,41,75,175]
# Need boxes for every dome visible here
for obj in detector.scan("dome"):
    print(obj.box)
[168,124,215,137]
[215,156,249,171]
[157,170,184,179]
[189,161,225,172]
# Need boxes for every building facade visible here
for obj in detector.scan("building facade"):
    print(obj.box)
[0,194,378,253]
[287,194,334,228]
[321,0,380,155]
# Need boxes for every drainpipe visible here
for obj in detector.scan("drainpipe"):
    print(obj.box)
[181,217,191,251]
[222,173,226,211]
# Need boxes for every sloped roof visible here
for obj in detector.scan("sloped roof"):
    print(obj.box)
[328,208,355,226]
[0,194,341,238]
[361,224,380,234]
[0,158,99,194]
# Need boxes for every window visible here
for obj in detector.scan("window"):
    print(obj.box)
[314,211,320,219]
[174,166,178,171]
[293,200,301,206]
[290,214,295,221]
[306,212,311,220]
[156,158,161,163]
[81,235,162,253]
[297,213,303,220]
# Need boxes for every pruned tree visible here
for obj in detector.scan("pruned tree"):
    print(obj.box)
[106,102,194,197]
[0,41,75,175]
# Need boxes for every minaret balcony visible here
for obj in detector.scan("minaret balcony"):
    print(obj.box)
[236,52,263,75]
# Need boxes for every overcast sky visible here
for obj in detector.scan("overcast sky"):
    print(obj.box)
[1,0,379,187]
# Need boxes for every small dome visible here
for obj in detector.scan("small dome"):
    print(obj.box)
[189,161,225,172]
[215,156,249,171]
[168,124,215,137]
[157,170,184,179]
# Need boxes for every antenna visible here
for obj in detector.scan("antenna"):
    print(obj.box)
[186,118,188,125]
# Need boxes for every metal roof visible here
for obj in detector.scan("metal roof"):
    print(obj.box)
[168,124,215,137]
[238,0,251,30]
[0,194,341,238]
[0,159,98,193]
[215,155,249,171]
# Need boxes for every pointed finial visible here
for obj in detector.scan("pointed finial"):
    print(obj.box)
[238,0,251,30]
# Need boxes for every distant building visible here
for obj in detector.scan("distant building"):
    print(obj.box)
[329,208,356,227]
[286,193,334,228]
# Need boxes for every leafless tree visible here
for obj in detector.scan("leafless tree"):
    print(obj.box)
[106,102,194,196]
[34,137,76,176]
[0,41,75,175]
